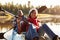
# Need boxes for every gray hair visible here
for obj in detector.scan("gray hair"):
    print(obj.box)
[17,10,23,15]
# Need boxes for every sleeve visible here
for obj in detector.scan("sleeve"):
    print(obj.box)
[20,16,30,32]
[22,16,28,23]
[21,20,29,32]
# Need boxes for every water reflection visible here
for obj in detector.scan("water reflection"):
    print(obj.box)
[0,22,13,33]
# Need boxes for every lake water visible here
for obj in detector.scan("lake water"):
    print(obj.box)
[0,22,60,37]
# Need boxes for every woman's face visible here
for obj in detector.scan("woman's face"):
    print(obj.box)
[30,11,37,19]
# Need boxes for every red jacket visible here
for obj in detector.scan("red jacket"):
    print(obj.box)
[27,18,40,32]
[21,20,29,32]
[21,17,40,32]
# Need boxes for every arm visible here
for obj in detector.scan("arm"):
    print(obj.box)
[16,18,21,34]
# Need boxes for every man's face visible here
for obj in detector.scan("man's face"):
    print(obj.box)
[18,12,23,16]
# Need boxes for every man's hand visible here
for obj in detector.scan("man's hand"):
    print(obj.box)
[16,18,20,23]
[16,18,22,34]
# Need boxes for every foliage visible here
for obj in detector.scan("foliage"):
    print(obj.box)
[0,3,32,15]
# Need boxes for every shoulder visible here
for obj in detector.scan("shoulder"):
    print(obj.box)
[37,19,40,22]
[21,15,26,20]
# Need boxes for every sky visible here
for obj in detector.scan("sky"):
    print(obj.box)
[0,0,60,8]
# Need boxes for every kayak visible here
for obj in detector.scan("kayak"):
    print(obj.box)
[4,29,25,40]
[46,22,60,37]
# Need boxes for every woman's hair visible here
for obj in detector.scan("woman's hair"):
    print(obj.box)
[28,8,38,18]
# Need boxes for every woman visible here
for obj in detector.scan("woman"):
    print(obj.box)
[25,8,41,40]
[24,8,59,40]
